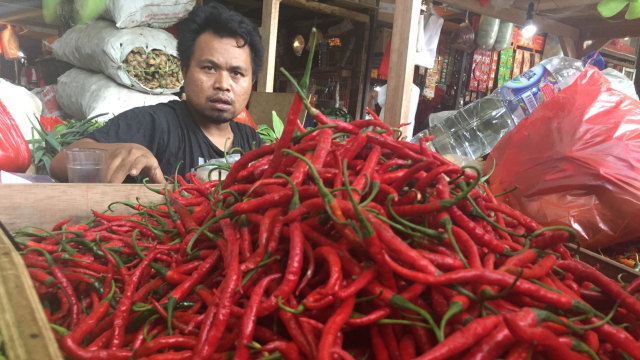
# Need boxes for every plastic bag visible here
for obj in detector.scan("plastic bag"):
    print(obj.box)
[450,22,475,52]
[486,66,640,250]
[0,100,31,172]
[475,15,500,49]
[493,21,513,51]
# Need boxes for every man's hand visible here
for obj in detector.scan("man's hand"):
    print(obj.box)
[50,139,165,184]
[105,143,165,183]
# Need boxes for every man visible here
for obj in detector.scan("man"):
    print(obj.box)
[50,1,264,183]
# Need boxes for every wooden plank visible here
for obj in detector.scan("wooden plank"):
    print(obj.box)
[565,244,639,282]
[0,184,163,234]
[0,224,63,360]
[281,0,370,23]
[258,0,281,92]
[439,0,580,42]
[383,0,420,137]
[248,91,307,128]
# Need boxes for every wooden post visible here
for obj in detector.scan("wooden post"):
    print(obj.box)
[559,36,577,59]
[383,0,421,138]
[258,0,281,92]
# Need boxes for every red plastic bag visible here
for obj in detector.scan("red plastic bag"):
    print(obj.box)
[40,115,66,132]
[378,37,391,80]
[486,66,640,250]
[233,108,257,130]
[0,99,31,172]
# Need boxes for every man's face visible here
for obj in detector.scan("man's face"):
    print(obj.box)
[183,31,253,125]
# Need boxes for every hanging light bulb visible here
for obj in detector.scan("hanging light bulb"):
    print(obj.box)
[292,34,305,56]
[522,2,537,38]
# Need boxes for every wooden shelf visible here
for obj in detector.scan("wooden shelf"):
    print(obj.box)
[600,48,637,62]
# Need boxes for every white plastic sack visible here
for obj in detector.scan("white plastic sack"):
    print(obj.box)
[476,16,500,49]
[56,68,178,121]
[602,68,639,100]
[0,78,42,141]
[52,19,181,94]
[415,9,443,69]
[75,0,195,29]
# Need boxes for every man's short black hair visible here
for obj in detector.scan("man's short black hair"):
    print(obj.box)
[178,1,264,81]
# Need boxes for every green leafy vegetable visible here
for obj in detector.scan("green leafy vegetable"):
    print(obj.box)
[27,115,105,175]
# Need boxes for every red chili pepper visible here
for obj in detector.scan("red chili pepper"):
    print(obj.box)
[278,308,317,359]
[258,220,305,314]
[317,296,356,360]
[110,248,164,349]
[133,335,197,359]
[234,273,281,360]
[240,207,281,272]
[262,94,305,180]
[501,254,557,279]
[585,316,640,359]
[66,283,115,345]
[384,257,576,310]
[461,320,515,360]
[415,314,502,360]
[137,350,193,360]
[24,248,82,329]
[259,340,302,360]
[399,334,417,360]
[503,308,587,360]
[557,259,640,317]
[192,217,241,360]
[222,142,276,188]
[60,336,133,360]
[504,341,532,360]
[161,250,220,335]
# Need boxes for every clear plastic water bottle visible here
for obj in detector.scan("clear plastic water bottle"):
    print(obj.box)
[413,56,584,159]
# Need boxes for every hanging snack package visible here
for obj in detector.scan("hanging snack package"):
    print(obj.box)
[487,66,640,250]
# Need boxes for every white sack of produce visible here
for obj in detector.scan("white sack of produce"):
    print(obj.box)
[82,0,196,29]
[56,68,178,121]
[52,19,183,95]
[0,78,43,142]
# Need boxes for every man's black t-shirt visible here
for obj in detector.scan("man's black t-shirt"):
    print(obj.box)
[86,100,263,180]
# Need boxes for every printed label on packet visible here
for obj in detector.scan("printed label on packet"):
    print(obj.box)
[499,63,561,122]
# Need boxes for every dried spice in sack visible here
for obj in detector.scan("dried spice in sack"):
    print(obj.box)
[123,47,183,90]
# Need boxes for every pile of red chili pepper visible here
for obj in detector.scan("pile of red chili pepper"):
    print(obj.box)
[13,36,640,360]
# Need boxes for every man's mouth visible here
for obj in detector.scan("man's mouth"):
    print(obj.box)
[208,96,233,111]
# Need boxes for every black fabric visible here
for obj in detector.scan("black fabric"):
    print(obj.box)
[86,100,263,181]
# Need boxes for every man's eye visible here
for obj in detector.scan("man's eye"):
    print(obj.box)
[203,66,214,71]
[232,71,243,77]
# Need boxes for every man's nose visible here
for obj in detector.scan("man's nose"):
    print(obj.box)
[213,71,230,91]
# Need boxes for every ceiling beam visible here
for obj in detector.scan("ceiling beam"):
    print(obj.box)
[0,8,42,23]
[534,0,599,12]
[438,0,580,42]
[580,20,640,40]
[280,0,369,23]
[0,22,58,35]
